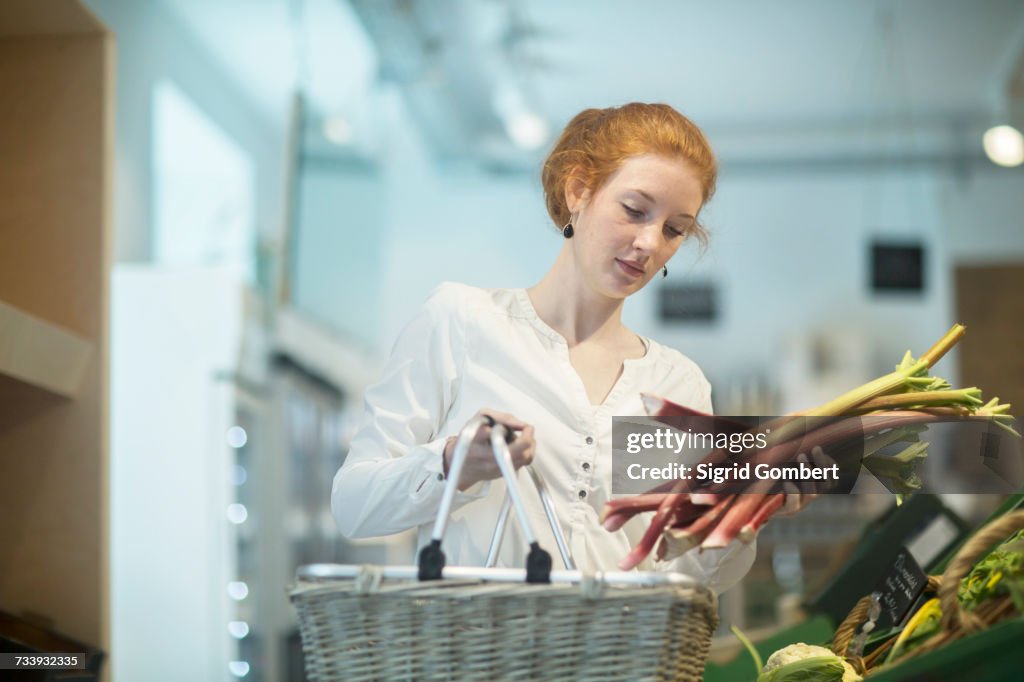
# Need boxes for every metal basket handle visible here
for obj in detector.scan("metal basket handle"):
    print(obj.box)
[417,415,555,583]
[486,464,575,570]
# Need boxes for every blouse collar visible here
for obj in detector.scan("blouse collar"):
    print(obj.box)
[511,288,656,367]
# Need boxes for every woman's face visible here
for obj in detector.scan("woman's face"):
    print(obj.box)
[567,154,703,299]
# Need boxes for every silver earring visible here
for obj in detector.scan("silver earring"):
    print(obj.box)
[662,266,668,278]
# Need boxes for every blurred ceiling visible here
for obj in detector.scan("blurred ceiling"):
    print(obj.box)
[160,0,1024,169]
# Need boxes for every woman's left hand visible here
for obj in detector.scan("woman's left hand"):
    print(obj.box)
[778,445,836,516]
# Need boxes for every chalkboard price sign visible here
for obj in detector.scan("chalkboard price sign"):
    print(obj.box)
[873,547,928,629]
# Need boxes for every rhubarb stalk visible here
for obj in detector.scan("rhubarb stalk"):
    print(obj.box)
[701,494,768,549]
[738,494,786,543]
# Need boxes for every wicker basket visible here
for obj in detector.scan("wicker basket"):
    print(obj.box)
[293,416,720,681]
[833,509,1024,675]
[292,565,718,682]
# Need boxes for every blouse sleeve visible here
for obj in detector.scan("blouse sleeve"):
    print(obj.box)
[649,364,758,594]
[331,282,491,539]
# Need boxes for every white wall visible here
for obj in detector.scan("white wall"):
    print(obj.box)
[939,171,1024,264]
[292,159,385,347]
[84,0,289,265]
[374,88,554,342]
[653,167,953,395]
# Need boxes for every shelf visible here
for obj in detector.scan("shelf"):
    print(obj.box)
[0,298,93,398]
[0,0,111,664]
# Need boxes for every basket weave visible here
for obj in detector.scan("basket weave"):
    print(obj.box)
[291,568,718,682]
[833,509,1024,675]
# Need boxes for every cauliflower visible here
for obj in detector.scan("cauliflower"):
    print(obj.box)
[758,643,862,682]
[763,643,836,668]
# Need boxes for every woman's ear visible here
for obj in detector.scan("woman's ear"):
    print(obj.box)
[563,168,590,214]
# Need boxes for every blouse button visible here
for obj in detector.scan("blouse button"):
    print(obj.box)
[585,436,594,445]
[578,490,587,499]
[581,462,591,471]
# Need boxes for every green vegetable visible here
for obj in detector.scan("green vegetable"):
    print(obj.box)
[730,623,762,673]
[885,528,1024,664]
[958,528,1024,612]
[758,643,862,682]
[854,387,983,411]
[759,656,845,681]
[862,441,928,499]
[885,597,942,663]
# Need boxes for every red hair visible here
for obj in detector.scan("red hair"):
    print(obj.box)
[541,103,716,247]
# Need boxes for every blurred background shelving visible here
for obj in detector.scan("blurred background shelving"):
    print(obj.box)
[0,300,94,398]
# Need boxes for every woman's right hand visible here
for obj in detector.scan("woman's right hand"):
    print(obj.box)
[443,409,536,491]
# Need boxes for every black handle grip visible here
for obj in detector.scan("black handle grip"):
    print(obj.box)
[418,539,445,581]
[483,414,518,443]
[525,542,552,584]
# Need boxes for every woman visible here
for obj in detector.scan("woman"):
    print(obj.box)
[331,102,755,592]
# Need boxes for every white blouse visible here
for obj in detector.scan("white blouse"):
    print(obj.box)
[331,282,756,593]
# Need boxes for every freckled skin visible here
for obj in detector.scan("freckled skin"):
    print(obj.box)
[566,154,703,301]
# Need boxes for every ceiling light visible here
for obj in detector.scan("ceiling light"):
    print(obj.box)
[982,125,1024,167]
[323,116,353,145]
[505,111,548,151]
